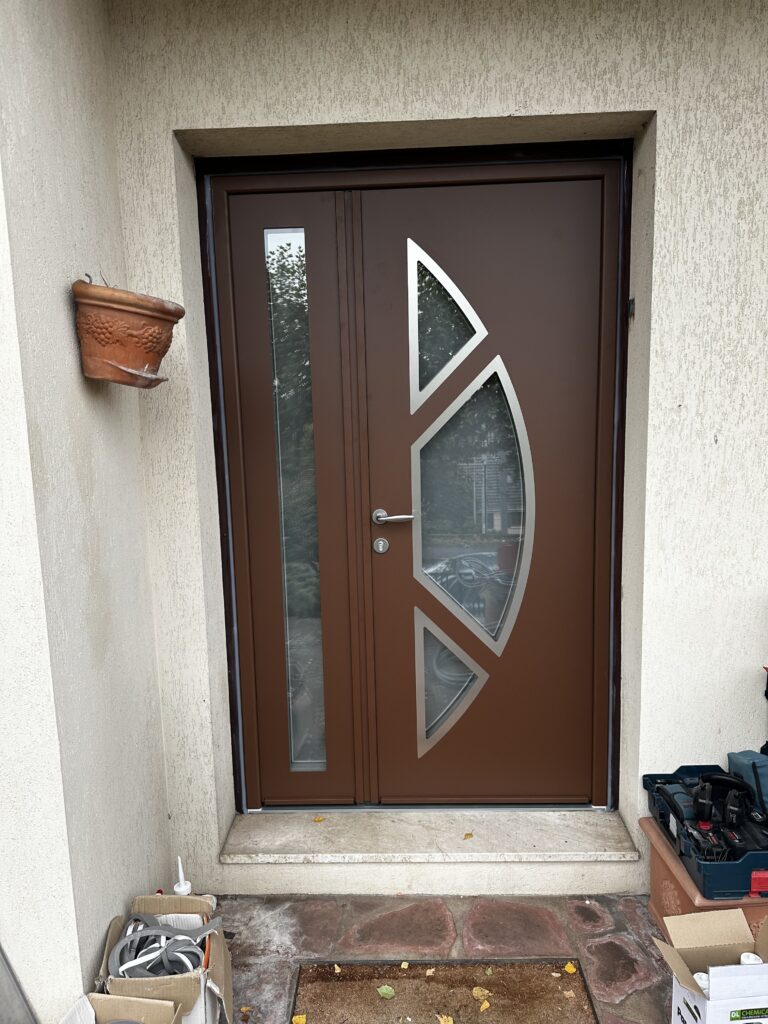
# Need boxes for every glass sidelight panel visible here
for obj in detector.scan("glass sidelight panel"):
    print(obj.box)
[413,358,535,653]
[265,228,326,771]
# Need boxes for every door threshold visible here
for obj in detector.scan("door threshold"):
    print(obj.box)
[220,807,638,865]
[253,803,608,813]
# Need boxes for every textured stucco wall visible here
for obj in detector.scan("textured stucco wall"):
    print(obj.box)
[104,0,768,892]
[0,1,172,1013]
[0,151,84,1024]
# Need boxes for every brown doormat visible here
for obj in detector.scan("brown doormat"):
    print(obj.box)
[292,961,598,1023]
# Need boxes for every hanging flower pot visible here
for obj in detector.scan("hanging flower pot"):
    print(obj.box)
[72,279,185,389]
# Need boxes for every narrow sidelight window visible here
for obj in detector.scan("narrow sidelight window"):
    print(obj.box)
[265,228,326,771]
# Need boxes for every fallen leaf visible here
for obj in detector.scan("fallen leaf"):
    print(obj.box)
[463,832,474,840]
[334,963,341,974]
[472,987,490,1001]
[292,1016,306,1024]
[480,1000,490,1012]
[484,966,493,976]
[551,972,561,978]
[401,961,409,969]
[313,815,325,823]
[564,961,577,975]
[426,967,436,976]
[564,990,575,999]
[239,1010,252,1016]
[377,984,396,1000]
[436,1016,454,1024]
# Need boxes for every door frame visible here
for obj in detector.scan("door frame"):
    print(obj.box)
[197,140,633,812]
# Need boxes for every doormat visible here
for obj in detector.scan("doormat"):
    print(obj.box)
[291,960,598,1022]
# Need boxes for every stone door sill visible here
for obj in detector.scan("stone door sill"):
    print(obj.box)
[220,809,639,865]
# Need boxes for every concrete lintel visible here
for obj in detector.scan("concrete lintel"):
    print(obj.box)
[176,111,653,159]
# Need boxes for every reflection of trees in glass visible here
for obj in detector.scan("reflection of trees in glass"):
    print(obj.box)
[266,241,320,619]
[421,376,524,550]
[417,262,476,389]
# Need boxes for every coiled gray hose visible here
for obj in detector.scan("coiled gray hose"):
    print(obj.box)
[108,913,221,979]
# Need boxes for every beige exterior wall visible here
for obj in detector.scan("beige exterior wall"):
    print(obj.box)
[104,0,768,891]
[0,1,173,1015]
[0,149,84,1024]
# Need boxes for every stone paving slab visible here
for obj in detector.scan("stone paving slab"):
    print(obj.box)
[219,893,672,1024]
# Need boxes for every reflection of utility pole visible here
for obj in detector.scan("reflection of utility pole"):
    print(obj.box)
[473,467,477,527]
[481,457,487,535]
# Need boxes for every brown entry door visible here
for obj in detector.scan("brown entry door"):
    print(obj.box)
[208,156,622,808]
[363,179,617,803]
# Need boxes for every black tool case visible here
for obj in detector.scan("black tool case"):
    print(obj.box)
[643,764,768,900]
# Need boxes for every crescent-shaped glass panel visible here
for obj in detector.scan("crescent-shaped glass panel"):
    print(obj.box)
[415,610,489,757]
[412,356,535,655]
[408,239,488,412]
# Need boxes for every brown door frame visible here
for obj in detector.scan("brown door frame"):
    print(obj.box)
[197,140,633,812]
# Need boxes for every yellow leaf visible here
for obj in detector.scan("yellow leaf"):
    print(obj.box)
[426,967,436,976]
[239,1010,252,1016]
[292,1016,307,1024]
[463,832,474,840]
[334,963,341,973]
[480,1000,490,1012]
[484,966,493,976]
[313,815,325,823]
[436,1016,454,1024]
[564,990,575,998]
[401,961,409,969]
[564,961,577,975]
[472,987,490,1001]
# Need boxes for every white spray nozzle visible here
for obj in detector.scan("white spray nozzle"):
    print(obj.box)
[693,972,710,997]
[174,855,192,896]
[741,952,764,965]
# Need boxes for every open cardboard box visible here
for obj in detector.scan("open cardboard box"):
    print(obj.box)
[655,908,768,1023]
[98,895,232,1024]
[61,993,180,1024]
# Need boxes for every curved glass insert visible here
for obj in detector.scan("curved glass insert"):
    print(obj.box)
[416,610,489,757]
[412,357,535,654]
[408,240,487,411]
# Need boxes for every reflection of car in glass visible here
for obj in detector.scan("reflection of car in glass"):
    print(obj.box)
[424,551,516,631]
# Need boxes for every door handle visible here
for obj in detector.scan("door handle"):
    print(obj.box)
[371,508,415,525]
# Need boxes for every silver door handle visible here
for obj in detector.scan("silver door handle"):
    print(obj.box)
[371,508,415,525]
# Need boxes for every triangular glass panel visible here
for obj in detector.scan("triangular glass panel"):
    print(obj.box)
[416,610,489,757]
[417,262,475,389]
[412,357,535,655]
[408,240,488,411]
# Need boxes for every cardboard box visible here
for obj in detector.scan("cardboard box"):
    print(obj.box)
[655,909,768,1023]
[61,993,180,1024]
[98,895,232,1024]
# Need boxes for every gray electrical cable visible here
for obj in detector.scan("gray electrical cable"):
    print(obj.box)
[107,913,222,979]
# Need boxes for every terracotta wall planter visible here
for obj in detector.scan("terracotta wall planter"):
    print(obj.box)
[72,280,185,388]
